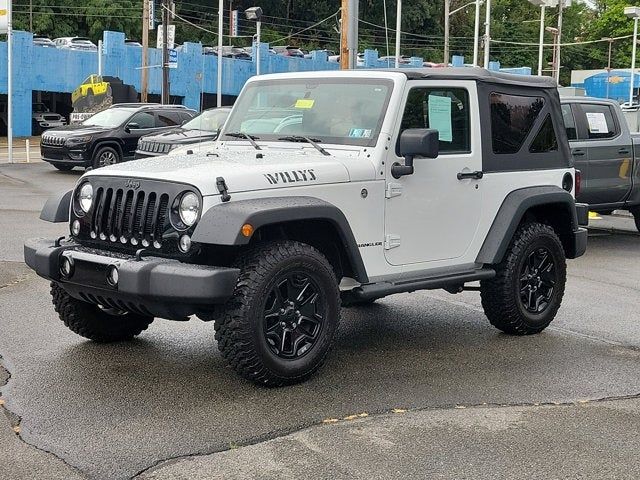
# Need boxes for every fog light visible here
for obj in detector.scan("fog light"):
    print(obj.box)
[71,220,81,236]
[178,235,191,253]
[60,255,74,278]
[107,265,119,286]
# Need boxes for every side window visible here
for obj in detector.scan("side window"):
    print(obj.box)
[561,104,577,141]
[582,104,617,139]
[529,114,558,153]
[398,87,471,154]
[129,112,155,129]
[156,112,181,127]
[490,93,544,154]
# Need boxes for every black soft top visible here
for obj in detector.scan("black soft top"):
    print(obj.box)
[392,67,558,89]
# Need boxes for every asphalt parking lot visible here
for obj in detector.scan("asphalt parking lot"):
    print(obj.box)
[1,162,639,480]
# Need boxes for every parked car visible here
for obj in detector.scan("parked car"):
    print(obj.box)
[304,49,336,59]
[40,103,195,170]
[136,107,231,158]
[561,96,640,231]
[33,35,56,48]
[54,37,98,51]
[32,103,66,133]
[124,39,143,47]
[272,46,305,58]
[27,69,587,387]
[203,46,251,60]
[379,55,411,65]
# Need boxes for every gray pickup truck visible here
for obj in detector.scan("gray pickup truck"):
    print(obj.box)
[561,97,640,231]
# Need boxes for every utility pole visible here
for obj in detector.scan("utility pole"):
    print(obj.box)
[161,0,170,104]
[395,0,402,68]
[142,0,149,102]
[555,0,564,83]
[29,0,32,31]
[483,0,491,68]
[340,0,349,69]
[7,0,13,163]
[444,0,450,64]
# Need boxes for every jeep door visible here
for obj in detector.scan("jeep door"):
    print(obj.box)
[384,81,482,266]
[572,102,633,205]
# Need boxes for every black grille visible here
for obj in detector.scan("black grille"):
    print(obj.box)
[138,140,172,154]
[90,186,170,246]
[41,135,65,147]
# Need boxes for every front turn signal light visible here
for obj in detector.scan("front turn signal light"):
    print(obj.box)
[241,224,254,238]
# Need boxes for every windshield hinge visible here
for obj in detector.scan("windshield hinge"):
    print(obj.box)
[385,183,402,199]
[216,176,231,203]
[384,234,401,250]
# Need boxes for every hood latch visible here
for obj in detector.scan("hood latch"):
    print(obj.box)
[216,176,231,202]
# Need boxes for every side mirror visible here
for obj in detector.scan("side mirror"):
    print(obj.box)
[125,122,140,133]
[392,128,439,179]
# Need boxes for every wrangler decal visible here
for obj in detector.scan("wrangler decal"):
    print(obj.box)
[264,169,317,185]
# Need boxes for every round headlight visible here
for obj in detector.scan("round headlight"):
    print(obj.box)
[78,183,93,213]
[179,192,200,227]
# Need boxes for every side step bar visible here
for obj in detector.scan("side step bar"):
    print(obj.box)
[344,268,496,303]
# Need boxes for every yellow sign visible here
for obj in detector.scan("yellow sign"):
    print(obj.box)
[0,9,7,15]
[295,99,315,109]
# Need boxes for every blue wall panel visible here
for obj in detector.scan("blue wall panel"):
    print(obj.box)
[1,30,531,137]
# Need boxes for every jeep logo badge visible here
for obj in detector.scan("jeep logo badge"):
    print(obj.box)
[125,179,141,190]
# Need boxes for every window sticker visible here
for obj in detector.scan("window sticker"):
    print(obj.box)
[585,112,608,133]
[295,99,315,109]
[348,128,372,138]
[428,95,453,142]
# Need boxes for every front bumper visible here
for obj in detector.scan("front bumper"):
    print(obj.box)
[134,149,162,159]
[41,145,91,166]
[24,238,240,320]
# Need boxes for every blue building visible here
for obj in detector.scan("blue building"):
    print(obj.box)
[1,30,530,137]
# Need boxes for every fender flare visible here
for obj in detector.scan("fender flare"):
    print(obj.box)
[40,189,72,223]
[476,186,579,264]
[192,196,368,282]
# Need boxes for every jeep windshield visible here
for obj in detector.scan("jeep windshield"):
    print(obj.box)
[82,108,136,128]
[222,78,393,147]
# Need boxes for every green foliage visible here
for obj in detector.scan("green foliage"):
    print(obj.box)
[7,0,638,83]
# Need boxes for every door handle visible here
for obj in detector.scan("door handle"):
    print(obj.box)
[618,148,631,155]
[572,149,586,156]
[457,171,483,180]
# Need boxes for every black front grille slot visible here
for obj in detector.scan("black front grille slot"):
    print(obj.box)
[85,181,177,248]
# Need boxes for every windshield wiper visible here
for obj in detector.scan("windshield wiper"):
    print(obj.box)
[277,135,331,156]
[224,132,261,150]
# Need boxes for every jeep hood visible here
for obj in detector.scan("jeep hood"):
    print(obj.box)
[85,151,356,195]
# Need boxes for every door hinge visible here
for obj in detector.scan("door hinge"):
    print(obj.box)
[384,234,401,250]
[385,183,402,199]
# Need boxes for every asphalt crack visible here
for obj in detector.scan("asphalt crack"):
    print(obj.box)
[0,354,89,479]
[132,392,640,479]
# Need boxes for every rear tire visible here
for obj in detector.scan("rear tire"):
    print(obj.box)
[480,222,566,335]
[51,283,153,342]
[631,206,640,233]
[92,145,120,169]
[215,241,340,386]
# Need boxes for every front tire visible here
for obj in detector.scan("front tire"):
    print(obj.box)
[92,145,120,169]
[480,222,566,335]
[51,163,73,171]
[215,241,341,386]
[51,283,154,342]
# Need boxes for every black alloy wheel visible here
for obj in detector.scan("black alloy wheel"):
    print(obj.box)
[519,247,557,314]
[263,273,325,359]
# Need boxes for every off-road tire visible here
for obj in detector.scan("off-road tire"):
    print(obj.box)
[51,163,73,171]
[215,241,341,387]
[51,282,153,342]
[480,222,566,335]
[92,145,120,169]
[631,206,640,232]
